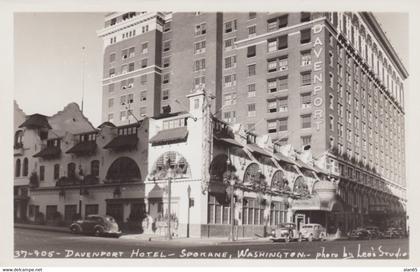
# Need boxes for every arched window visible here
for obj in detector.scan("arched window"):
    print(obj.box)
[67,162,76,178]
[22,158,28,176]
[243,163,261,185]
[150,151,191,180]
[15,159,21,177]
[91,160,100,177]
[293,176,309,195]
[209,154,228,183]
[271,170,289,191]
[106,157,141,181]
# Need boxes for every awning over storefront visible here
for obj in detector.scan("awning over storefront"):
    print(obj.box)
[103,134,138,150]
[291,195,344,212]
[149,127,188,146]
[213,136,243,147]
[246,143,271,157]
[66,141,97,155]
[296,159,316,172]
[33,146,61,158]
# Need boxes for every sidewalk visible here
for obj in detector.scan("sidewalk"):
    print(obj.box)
[15,223,70,233]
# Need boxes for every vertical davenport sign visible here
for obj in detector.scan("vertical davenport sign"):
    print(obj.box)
[312,24,324,131]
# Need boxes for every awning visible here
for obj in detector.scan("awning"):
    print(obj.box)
[33,146,61,158]
[291,195,344,212]
[273,152,296,165]
[19,114,51,129]
[149,127,188,146]
[313,165,329,175]
[103,134,138,150]
[213,136,243,147]
[246,143,271,157]
[66,141,97,155]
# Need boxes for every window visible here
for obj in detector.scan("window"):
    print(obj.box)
[108,113,114,122]
[249,12,257,19]
[301,71,312,86]
[267,39,278,52]
[163,57,170,68]
[329,116,334,131]
[128,47,135,58]
[91,160,100,177]
[163,21,171,32]
[163,73,170,84]
[247,45,256,58]
[301,12,311,22]
[162,90,170,101]
[108,98,114,108]
[301,50,312,65]
[224,19,237,33]
[195,23,207,36]
[224,55,237,69]
[208,195,231,225]
[301,135,311,146]
[120,111,127,121]
[223,111,236,123]
[141,43,148,54]
[193,76,206,88]
[278,35,288,50]
[67,163,76,178]
[301,93,311,109]
[267,76,288,93]
[268,100,277,113]
[279,118,288,131]
[128,62,135,72]
[142,25,149,33]
[163,40,171,52]
[301,114,311,129]
[248,84,256,97]
[267,15,288,31]
[329,93,334,109]
[140,91,147,102]
[110,53,116,63]
[140,74,147,85]
[108,83,115,93]
[194,40,206,54]
[141,58,148,68]
[267,56,288,72]
[329,51,334,67]
[85,204,99,217]
[248,25,256,37]
[268,120,277,133]
[109,68,115,77]
[121,49,129,60]
[140,107,147,116]
[300,29,311,44]
[15,159,21,177]
[224,37,237,50]
[278,97,288,112]
[120,95,127,105]
[248,104,256,117]
[54,164,60,180]
[248,64,256,76]
[224,74,236,87]
[194,58,206,71]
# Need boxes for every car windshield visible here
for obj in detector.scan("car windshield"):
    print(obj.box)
[302,225,314,229]
[279,223,294,228]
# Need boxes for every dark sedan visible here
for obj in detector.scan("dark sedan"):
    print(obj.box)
[69,215,121,237]
[348,228,371,240]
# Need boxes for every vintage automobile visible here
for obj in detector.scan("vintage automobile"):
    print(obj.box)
[348,228,370,240]
[300,223,327,242]
[383,227,404,239]
[270,223,302,243]
[69,214,121,237]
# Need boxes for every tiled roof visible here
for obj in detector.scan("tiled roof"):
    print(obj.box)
[213,136,243,147]
[19,114,51,129]
[273,152,296,165]
[246,143,271,157]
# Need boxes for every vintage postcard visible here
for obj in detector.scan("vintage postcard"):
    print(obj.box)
[1,0,419,269]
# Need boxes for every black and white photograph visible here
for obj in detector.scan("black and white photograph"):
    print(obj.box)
[2,1,419,269]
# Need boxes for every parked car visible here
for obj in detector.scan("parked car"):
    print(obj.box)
[271,223,302,243]
[348,228,370,240]
[70,215,121,237]
[300,223,327,242]
[383,227,405,239]
[365,226,382,239]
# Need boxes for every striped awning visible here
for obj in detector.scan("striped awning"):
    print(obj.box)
[149,127,188,146]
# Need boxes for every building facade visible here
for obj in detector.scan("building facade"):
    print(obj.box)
[96,12,407,233]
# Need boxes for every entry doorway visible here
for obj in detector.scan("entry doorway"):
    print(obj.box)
[295,213,306,231]
[106,203,124,225]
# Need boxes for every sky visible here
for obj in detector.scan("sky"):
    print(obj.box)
[14,12,409,127]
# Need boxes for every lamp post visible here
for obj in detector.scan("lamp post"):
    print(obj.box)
[78,165,84,218]
[224,159,237,241]
[167,159,173,240]
[187,185,191,238]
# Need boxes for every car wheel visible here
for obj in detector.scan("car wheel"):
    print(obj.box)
[320,233,326,241]
[308,235,313,242]
[94,227,104,237]
[70,225,81,234]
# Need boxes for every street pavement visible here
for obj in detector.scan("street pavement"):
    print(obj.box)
[14,227,409,259]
